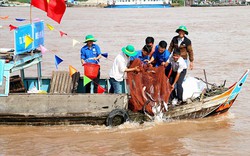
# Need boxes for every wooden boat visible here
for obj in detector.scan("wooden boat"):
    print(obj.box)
[0,51,248,126]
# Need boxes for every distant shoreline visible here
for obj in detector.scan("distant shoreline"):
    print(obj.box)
[1,1,249,8]
[191,4,248,7]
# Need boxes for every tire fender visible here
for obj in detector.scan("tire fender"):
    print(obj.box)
[106,109,130,127]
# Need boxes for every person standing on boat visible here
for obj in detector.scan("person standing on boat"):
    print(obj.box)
[147,40,170,67]
[145,36,155,58]
[130,45,152,63]
[109,45,140,94]
[168,25,194,70]
[164,49,187,105]
[80,34,102,93]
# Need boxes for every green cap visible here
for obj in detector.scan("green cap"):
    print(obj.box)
[176,25,188,35]
[122,45,137,57]
[84,34,97,43]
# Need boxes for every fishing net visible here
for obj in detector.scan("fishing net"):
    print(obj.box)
[127,59,171,115]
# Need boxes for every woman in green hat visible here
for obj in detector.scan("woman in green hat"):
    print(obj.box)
[168,25,194,70]
[109,45,140,94]
[80,34,102,93]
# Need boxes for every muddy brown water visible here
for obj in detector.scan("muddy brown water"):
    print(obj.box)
[0,6,250,155]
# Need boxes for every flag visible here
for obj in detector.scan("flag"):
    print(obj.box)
[101,53,108,58]
[33,18,41,22]
[97,85,106,94]
[83,75,92,86]
[72,39,80,47]
[9,24,18,31]
[0,16,9,20]
[15,18,26,21]
[69,65,77,77]
[31,0,66,24]
[59,30,67,37]
[55,55,63,69]
[25,35,34,48]
[31,0,47,12]
[39,45,47,54]
[46,23,54,31]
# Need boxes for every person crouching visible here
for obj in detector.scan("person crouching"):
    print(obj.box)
[164,48,187,105]
[130,44,152,63]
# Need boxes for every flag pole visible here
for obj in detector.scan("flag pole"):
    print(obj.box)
[30,4,32,23]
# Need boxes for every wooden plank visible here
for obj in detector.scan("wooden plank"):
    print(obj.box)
[63,71,70,93]
[55,71,60,93]
[10,77,22,83]
[55,71,61,93]
[10,87,26,92]
[66,74,72,93]
[66,72,71,93]
[59,72,66,93]
[49,71,78,94]
[54,71,61,93]
[62,72,68,93]
[0,115,108,126]
[51,71,58,93]
[49,71,55,93]
[52,71,57,93]
[57,71,65,93]
[63,74,69,93]
[59,71,65,93]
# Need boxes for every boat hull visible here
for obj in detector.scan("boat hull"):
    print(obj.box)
[0,70,248,126]
[0,91,236,125]
[0,92,242,126]
[0,94,128,125]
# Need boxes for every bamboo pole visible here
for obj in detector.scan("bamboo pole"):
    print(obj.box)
[203,69,209,90]
[30,4,32,23]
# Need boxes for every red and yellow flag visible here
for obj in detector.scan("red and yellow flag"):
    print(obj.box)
[31,0,66,24]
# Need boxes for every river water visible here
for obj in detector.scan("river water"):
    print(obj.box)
[0,6,250,155]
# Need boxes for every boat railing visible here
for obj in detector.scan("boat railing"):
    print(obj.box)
[22,77,128,94]
[0,51,42,96]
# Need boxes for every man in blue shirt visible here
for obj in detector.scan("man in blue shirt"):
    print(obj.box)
[80,34,102,93]
[130,45,151,63]
[148,40,170,67]
[145,37,155,58]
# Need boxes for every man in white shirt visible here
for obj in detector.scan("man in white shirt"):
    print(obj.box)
[164,48,187,105]
[109,45,140,93]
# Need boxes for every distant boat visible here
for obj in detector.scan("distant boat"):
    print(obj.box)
[105,0,171,8]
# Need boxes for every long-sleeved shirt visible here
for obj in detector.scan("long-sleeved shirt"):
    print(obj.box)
[168,36,194,62]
